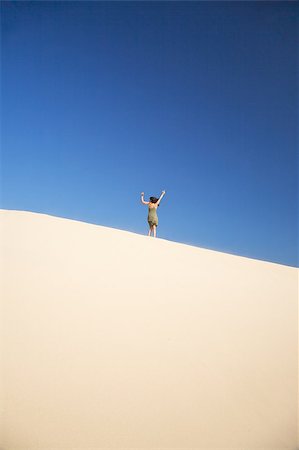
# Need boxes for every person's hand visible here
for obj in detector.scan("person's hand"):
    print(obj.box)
[141,192,144,196]
[162,190,166,195]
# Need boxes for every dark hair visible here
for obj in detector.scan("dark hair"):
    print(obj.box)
[150,196,159,204]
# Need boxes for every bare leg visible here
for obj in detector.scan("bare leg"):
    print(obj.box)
[148,225,153,236]
[153,225,157,238]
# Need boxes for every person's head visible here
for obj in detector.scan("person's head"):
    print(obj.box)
[150,196,159,204]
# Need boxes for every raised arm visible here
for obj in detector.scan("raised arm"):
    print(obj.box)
[140,192,149,205]
[156,190,166,206]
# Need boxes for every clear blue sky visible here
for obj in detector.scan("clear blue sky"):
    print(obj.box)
[1,1,298,267]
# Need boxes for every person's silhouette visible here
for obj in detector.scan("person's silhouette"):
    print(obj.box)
[140,191,166,237]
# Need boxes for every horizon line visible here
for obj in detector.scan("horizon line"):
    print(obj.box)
[1,207,298,270]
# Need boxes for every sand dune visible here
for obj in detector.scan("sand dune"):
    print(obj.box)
[1,209,298,449]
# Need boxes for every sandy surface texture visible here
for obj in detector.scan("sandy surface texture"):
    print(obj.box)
[1,209,298,449]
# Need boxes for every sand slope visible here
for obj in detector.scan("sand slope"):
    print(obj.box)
[1,209,298,449]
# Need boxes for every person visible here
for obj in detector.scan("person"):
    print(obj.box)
[140,190,166,237]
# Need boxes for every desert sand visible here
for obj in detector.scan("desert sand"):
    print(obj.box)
[1,209,298,449]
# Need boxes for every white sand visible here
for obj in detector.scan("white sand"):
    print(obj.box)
[1,209,298,449]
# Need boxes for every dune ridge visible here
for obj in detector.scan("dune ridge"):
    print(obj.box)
[1,209,298,449]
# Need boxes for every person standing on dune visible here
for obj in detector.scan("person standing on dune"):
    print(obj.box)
[140,190,166,237]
